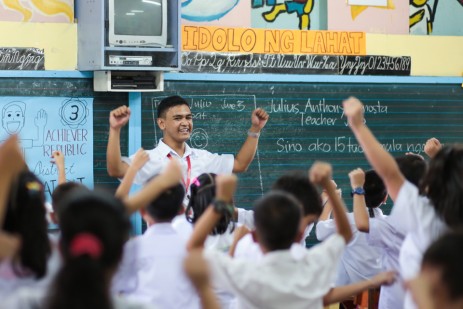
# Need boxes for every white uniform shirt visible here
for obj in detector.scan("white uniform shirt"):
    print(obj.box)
[0,237,61,300]
[205,234,345,309]
[172,215,237,309]
[112,223,200,309]
[3,287,157,309]
[122,139,234,205]
[234,223,315,261]
[367,216,405,309]
[316,211,383,286]
[389,181,447,309]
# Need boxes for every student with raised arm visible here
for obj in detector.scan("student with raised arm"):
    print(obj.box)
[316,168,384,287]
[107,95,269,204]
[344,96,463,309]
[112,158,200,309]
[50,150,66,185]
[423,137,442,159]
[186,165,394,308]
[114,147,149,200]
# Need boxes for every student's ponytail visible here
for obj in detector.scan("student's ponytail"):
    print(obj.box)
[46,233,110,309]
[368,207,375,218]
[45,190,131,309]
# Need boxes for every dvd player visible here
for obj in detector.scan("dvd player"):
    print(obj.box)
[109,55,153,66]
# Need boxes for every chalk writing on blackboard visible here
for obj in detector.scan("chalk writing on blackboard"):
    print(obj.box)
[0,48,45,70]
[181,52,411,76]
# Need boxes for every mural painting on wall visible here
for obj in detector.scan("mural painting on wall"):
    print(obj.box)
[410,0,463,35]
[0,97,94,201]
[409,0,439,34]
[181,0,251,27]
[327,0,409,34]
[0,0,73,23]
[252,0,315,30]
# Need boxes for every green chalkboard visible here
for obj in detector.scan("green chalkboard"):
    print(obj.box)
[142,81,463,216]
[0,77,128,191]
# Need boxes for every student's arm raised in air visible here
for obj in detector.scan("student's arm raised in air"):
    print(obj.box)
[323,271,396,306]
[187,175,238,251]
[184,249,222,309]
[310,162,352,243]
[51,150,66,185]
[318,180,340,221]
[343,97,405,201]
[233,108,269,173]
[0,135,25,259]
[107,105,131,178]
[124,159,182,214]
[350,168,370,233]
[424,137,442,159]
[115,148,149,200]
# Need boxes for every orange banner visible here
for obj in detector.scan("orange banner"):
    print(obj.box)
[182,26,366,56]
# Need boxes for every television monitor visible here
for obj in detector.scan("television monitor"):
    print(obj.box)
[108,0,167,47]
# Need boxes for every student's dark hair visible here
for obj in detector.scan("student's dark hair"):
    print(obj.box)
[186,173,234,235]
[3,170,50,279]
[271,170,322,217]
[52,182,88,218]
[422,230,463,301]
[157,95,190,118]
[253,190,302,251]
[364,170,387,218]
[395,154,426,187]
[419,145,463,228]
[146,179,185,222]
[46,190,131,309]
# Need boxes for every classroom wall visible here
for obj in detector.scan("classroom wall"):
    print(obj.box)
[0,21,77,70]
[0,1,461,75]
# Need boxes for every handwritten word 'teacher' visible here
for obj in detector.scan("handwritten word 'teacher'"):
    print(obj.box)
[182,26,366,56]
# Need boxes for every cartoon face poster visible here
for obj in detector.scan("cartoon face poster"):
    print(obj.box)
[0,97,94,200]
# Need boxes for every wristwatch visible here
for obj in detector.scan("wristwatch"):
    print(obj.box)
[351,187,365,197]
[212,199,234,216]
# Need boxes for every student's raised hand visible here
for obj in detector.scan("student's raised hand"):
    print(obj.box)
[309,161,332,187]
[343,97,365,129]
[370,271,397,287]
[0,135,25,176]
[109,105,131,129]
[131,148,149,170]
[160,158,183,189]
[215,174,238,203]
[50,150,65,168]
[250,108,269,131]
[348,168,365,189]
[424,137,442,159]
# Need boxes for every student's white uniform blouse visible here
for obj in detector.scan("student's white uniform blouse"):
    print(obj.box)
[205,234,345,309]
[367,216,406,309]
[122,139,234,205]
[389,180,447,309]
[3,287,157,309]
[316,211,383,286]
[112,223,200,309]
[233,223,315,261]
